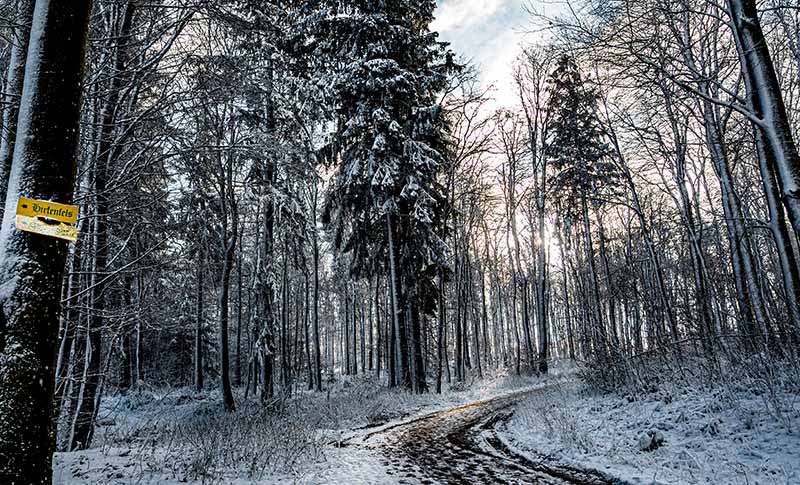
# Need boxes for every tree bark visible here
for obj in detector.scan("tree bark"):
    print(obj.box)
[436,269,445,393]
[259,59,277,403]
[727,0,800,241]
[235,245,243,386]
[304,269,313,390]
[0,0,93,480]
[219,217,237,412]
[387,214,410,388]
[375,274,382,380]
[195,249,205,392]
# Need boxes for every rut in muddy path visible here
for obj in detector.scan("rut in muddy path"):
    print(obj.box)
[350,390,624,485]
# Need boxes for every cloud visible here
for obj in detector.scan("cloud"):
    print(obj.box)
[431,0,509,33]
[434,0,528,107]
[481,31,525,107]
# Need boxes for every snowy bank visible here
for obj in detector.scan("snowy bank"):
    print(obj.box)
[498,383,800,484]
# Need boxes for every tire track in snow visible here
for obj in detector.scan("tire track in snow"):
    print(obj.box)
[348,388,626,484]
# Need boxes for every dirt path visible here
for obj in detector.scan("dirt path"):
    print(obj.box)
[347,388,621,484]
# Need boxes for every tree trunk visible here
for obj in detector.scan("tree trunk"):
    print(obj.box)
[454,247,463,381]
[465,249,482,379]
[344,289,351,375]
[312,204,322,391]
[304,269,313,390]
[727,0,800,241]
[259,62,277,403]
[409,292,428,393]
[195,250,205,392]
[219,225,237,412]
[375,275,382,380]
[368,280,374,372]
[360,297,366,374]
[70,170,105,453]
[436,270,445,393]
[535,224,548,373]
[555,229,576,360]
[388,278,397,387]
[119,273,134,392]
[280,246,290,390]
[352,288,359,375]
[387,214,410,389]
[0,0,93,479]
[235,245,243,386]
[479,262,490,368]
[596,213,621,350]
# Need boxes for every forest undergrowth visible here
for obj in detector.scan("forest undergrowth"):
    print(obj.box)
[506,349,800,484]
[583,342,800,420]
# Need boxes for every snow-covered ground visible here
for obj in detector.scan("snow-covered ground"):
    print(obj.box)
[53,365,570,484]
[54,361,800,484]
[498,381,800,484]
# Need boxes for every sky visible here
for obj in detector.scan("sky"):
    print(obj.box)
[431,0,549,107]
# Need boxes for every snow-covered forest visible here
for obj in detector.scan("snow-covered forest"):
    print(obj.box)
[0,0,799,483]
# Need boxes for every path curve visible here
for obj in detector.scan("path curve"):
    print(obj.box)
[349,389,622,484]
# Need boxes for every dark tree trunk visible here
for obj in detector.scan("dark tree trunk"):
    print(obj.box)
[119,273,134,392]
[0,0,93,480]
[195,251,205,392]
[280,246,290,390]
[454,249,463,381]
[259,66,277,403]
[375,275,382,379]
[344,289,351,375]
[387,278,397,388]
[235,246,243,386]
[219,225,237,412]
[304,270,313,390]
[387,214,410,388]
[408,287,428,393]
[436,270,445,394]
[312,209,322,391]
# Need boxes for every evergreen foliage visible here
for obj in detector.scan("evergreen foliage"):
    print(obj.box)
[545,55,619,215]
[306,0,457,313]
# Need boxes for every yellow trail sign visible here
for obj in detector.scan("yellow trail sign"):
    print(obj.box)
[16,197,78,224]
[15,197,80,242]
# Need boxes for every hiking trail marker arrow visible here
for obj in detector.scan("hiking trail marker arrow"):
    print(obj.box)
[15,197,80,242]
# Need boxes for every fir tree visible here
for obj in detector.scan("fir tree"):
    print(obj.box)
[304,0,457,392]
[545,55,618,215]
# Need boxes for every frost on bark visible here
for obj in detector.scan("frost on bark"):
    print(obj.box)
[0,0,93,483]
[723,0,800,345]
